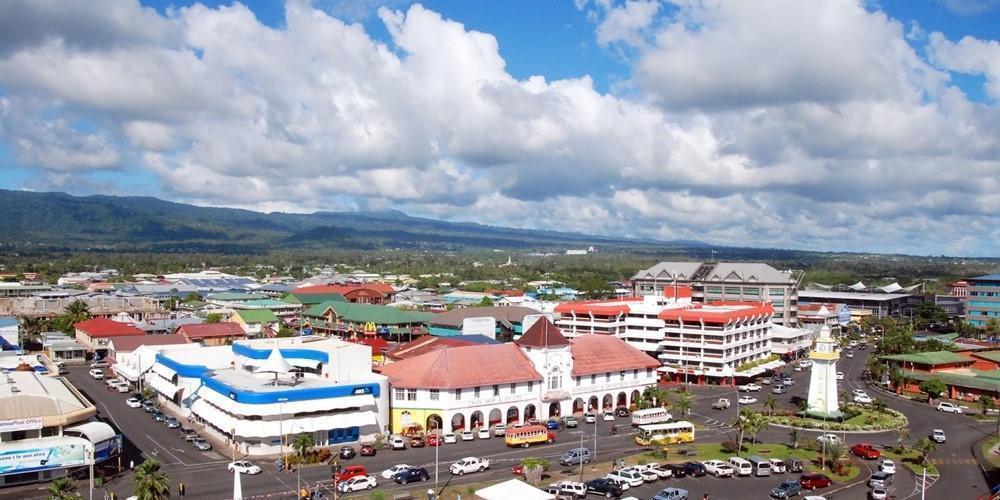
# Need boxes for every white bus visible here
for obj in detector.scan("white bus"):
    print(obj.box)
[631,408,673,426]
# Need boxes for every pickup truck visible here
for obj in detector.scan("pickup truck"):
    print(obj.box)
[449,457,490,476]
[701,460,734,478]
[711,398,731,410]
[737,383,761,392]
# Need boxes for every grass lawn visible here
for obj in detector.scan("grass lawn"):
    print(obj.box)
[981,436,1000,469]
[769,406,906,431]
[880,447,940,476]
[644,443,860,483]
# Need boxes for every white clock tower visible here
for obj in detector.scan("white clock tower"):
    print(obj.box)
[806,325,841,417]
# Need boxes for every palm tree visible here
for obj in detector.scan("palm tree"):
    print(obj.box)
[896,427,910,451]
[889,366,905,395]
[291,432,314,458]
[763,394,778,416]
[871,398,887,414]
[746,412,767,445]
[788,428,800,450]
[671,394,692,418]
[47,477,80,499]
[866,356,886,382]
[134,459,170,500]
[20,317,49,344]
[824,442,847,470]
[914,437,936,464]
[979,394,996,415]
[731,407,756,455]
[63,300,91,324]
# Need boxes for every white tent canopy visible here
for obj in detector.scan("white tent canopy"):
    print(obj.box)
[475,479,554,500]
[255,343,292,377]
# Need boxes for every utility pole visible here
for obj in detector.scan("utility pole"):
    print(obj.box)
[87,447,94,500]
[579,424,584,480]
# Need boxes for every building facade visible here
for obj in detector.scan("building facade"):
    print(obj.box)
[798,290,923,318]
[631,262,799,326]
[967,275,1000,328]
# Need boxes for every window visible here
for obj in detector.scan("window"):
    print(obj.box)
[527,381,533,391]
[455,388,462,400]
[591,374,596,384]
[646,368,653,377]
[633,369,639,378]
[493,385,500,396]
[575,377,581,387]
[474,386,481,398]
[395,388,405,400]
[429,389,439,401]
[406,389,417,401]
[548,374,561,390]
[620,371,626,381]
[510,383,516,392]
[606,372,611,382]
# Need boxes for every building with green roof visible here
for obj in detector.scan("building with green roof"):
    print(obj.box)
[879,350,973,369]
[302,301,433,338]
[282,292,348,306]
[230,309,280,336]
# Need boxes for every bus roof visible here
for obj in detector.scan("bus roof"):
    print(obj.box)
[632,407,670,415]
[505,424,548,435]
[636,421,693,431]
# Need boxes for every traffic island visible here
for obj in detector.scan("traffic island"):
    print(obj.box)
[768,405,907,432]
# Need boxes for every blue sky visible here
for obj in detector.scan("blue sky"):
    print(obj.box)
[0,0,997,256]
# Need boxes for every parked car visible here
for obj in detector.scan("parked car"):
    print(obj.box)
[738,395,758,405]
[547,481,587,500]
[335,465,369,483]
[142,400,157,412]
[126,397,142,408]
[360,444,376,456]
[664,463,688,478]
[562,415,578,428]
[682,461,706,477]
[585,477,624,498]
[339,446,357,459]
[337,475,377,493]
[712,398,731,410]
[738,383,761,392]
[493,423,508,436]
[164,417,180,429]
[476,428,491,439]
[643,463,673,479]
[652,487,689,500]
[179,428,198,442]
[769,458,786,473]
[615,406,631,417]
[228,461,262,475]
[799,473,832,490]
[602,411,615,421]
[607,469,644,487]
[89,368,104,379]
[702,460,734,478]
[787,459,804,473]
[393,467,430,485]
[879,459,896,475]
[931,429,947,443]
[410,436,426,448]
[584,413,597,423]
[546,419,560,430]
[816,434,840,445]
[381,464,413,480]
[427,434,442,447]
[631,466,659,483]
[443,433,457,444]
[460,430,475,441]
[762,377,773,385]
[389,435,406,450]
[772,386,786,394]
[850,443,881,460]
[151,411,165,422]
[192,438,212,451]
[937,402,963,414]
[771,480,803,499]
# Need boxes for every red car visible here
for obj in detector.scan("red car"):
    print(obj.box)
[335,465,368,483]
[799,473,832,490]
[428,434,441,447]
[512,464,524,477]
[359,444,376,456]
[850,443,881,460]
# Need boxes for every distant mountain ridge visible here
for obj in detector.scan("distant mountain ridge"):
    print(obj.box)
[0,190,674,253]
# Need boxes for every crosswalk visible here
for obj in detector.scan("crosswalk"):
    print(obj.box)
[928,457,978,465]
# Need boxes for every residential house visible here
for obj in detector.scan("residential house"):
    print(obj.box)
[176,322,247,346]
[108,333,189,361]
[290,283,396,304]
[229,309,280,336]
[74,317,145,358]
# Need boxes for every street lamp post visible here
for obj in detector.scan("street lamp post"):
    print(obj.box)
[432,421,439,485]
[86,446,94,500]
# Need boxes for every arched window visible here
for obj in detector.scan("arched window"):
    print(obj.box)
[547,367,562,390]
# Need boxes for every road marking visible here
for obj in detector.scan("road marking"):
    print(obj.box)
[145,433,186,466]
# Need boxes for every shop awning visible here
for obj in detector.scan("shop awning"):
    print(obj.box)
[152,363,177,381]
[65,421,116,445]
[147,374,180,398]
[197,387,374,417]
[190,398,377,438]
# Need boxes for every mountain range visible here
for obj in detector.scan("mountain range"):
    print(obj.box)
[0,190,675,253]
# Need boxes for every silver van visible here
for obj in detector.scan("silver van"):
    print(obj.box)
[747,455,771,477]
[727,456,753,476]
[559,447,592,466]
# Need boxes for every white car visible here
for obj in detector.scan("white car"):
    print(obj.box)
[337,475,377,493]
[602,411,615,421]
[477,428,491,439]
[816,434,841,445]
[584,413,597,423]
[492,423,506,436]
[389,435,406,450]
[702,460,734,478]
[443,433,457,444]
[846,351,854,358]
[738,383,761,392]
[89,368,104,379]
[125,397,142,408]
[115,382,130,393]
[381,464,413,480]
[607,469,644,487]
[799,360,812,368]
[836,372,844,380]
[761,377,772,385]
[931,429,946,443]
[879,459,896,475]
[803,497,827,500]
[854,394,873,404]
[643,463,673,479]
[850,340,858,347]
[449,456,490,475]
[548,481,587,499]
[738,395,757,405]
[461,430,474,441]
[227,460,261,475]
[869,487,888,500]
[631,466,659,482]
[937,402,963,414]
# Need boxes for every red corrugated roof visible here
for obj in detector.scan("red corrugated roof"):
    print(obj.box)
[177,323,246,339]
[109,333,189,354]
[515,317,569,348]
[292,283,395,295]
[658,302,774,323]
[348,336,391,352]
[570,335,660,376]
[74,318,145,338]
[385,336,476,361]
[380,344,542,389]
[553,299,639,316]
[663,285,693,298]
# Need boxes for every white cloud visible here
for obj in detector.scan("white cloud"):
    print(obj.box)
[928,33,1000,100]
[0,0,996,256]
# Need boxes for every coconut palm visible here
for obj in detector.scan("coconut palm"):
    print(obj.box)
[46,477,80,499]
[889,366,905,395]
[824,442,847,470]
[671,394,692,418]
[63,300,91,324]
[788,428,801,450]
[20,317,49,344]
[896,427,910,451]
[134,459,170,500]
[746,412,767,445]
[763,394,778,416]
[731,407,756,455]
[979,394,996,415]
[291,432,314,458]
[914,437,937,464]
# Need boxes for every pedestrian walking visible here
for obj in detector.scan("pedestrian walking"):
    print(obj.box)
[703,492,709,500]
[129,459,134,470]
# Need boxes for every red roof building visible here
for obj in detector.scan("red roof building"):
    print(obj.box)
[515,317,569,348]
[74,318,145,356]
[291,283,396,304]
[108,334,189,359]
[384,336,480,362]
[569,334,660,376]
[176,323,247,346]
[379,344,541,389]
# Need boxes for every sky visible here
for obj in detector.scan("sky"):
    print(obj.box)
[0,0,998,257]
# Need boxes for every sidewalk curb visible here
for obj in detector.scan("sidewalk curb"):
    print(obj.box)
[767,422,896,434]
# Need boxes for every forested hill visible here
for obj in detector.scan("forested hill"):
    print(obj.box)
[0,190,672,253]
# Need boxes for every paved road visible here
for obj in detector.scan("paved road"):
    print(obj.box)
[7,346,994,500]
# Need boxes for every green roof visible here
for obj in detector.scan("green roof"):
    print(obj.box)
[303,301,433,325]
[901,370,1000,393]
[242,299,298,308]
[913,332,959,343]
[233,309,279,323]
[972,351,1000,364]
[208,292,268,301]
[282,292,347,305]
[879,351,971,366]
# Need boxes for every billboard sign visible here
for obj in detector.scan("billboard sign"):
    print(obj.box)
[0,437,92,475]
[0,418,43,433]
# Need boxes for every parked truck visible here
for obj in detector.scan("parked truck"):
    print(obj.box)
[712,398,731,410]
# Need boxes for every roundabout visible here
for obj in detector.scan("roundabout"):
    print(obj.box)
[767,405,908,432]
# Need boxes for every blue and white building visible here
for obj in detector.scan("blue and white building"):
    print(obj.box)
[146,337,388,456]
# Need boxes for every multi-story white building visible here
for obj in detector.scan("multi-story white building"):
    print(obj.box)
[146,336,388,456]
[378,318,659,434]
[555,286,783,385]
